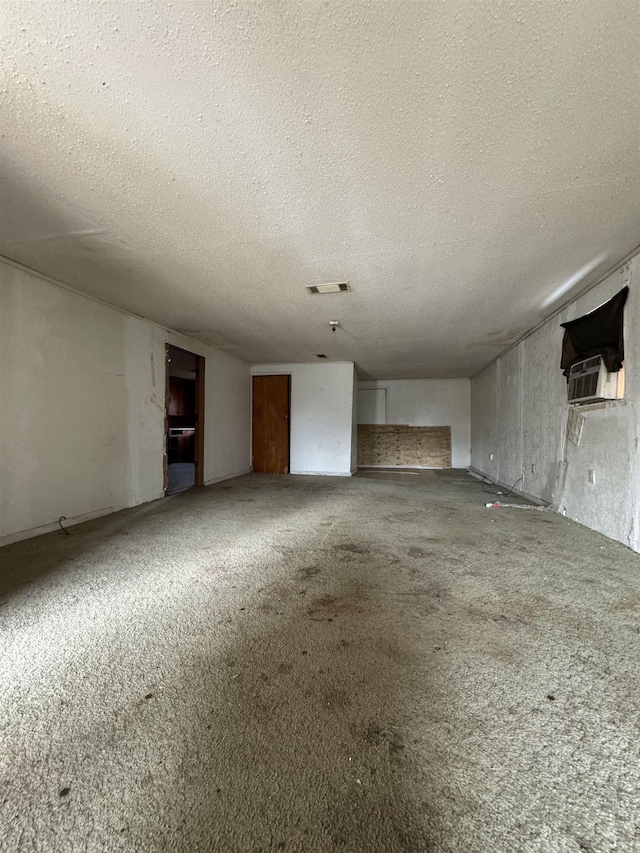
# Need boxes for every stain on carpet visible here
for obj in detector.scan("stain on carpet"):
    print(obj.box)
[307,595,366,620]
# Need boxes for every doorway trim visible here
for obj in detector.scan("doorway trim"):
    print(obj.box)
[194,353,205,487]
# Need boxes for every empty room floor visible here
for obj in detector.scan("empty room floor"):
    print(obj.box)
[1,471,639,853]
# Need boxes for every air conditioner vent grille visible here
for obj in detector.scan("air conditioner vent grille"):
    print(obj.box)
[567,355,622,404]
[569,371,598,401]
[582,356,602,370]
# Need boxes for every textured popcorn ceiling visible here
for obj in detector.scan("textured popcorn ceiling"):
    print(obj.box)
[1,0,639,378]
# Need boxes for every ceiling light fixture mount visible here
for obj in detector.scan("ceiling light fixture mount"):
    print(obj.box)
[306,281,350,294]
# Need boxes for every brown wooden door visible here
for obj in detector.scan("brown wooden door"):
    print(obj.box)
[252,375,290,473]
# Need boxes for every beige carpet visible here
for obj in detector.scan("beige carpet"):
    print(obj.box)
[1,470,639,852]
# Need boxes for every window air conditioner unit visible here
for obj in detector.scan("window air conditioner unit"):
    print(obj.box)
[567,355,623,404]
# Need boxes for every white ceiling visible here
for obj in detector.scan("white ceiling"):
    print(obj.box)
[1,1,639,379]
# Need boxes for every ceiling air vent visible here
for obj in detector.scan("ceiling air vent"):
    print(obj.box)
[306,281,351,294]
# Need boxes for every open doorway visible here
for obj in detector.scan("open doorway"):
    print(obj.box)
[165,345,205,495]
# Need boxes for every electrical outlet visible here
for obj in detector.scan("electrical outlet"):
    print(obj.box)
[531,464,536,474]
[588,469,596,484]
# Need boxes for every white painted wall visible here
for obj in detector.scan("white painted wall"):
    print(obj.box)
[0,260,251,545]
[356,380,471,468]
[471,253,640,552]
[251,363,355,476]
[357,388,387,424]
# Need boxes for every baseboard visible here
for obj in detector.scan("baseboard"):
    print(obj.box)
[290,470,354,477]
[466,467,549,507]
[1,506,114,548]
[204,468,251,486]
[358,464,445,470]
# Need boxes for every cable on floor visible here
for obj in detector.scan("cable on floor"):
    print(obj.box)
[481,476,523,497]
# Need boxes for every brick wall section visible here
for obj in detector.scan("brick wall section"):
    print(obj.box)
[357,425,451,467]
